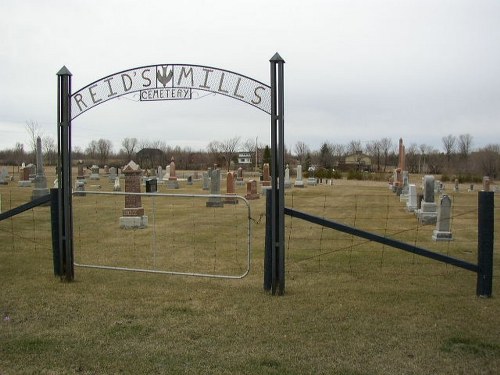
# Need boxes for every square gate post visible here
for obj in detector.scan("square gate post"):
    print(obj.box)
[270,53,285,295]
[477,191,494,297]
[57,66,74,281]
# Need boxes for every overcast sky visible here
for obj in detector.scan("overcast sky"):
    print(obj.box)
[1,0,499,154]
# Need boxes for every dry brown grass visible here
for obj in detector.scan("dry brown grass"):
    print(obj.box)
[1,173,499,374]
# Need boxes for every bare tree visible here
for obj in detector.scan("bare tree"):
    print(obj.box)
[347,140,363,155]
[458,133,473,159]
[441,134,456,165]
[475,144,500,178]
[25,120,43,157]
[97,138,113,165]
[42,136,57,165]
[219,136,240,171]
[294,141,310,164]
[206,140,222,167]
[379,137,393,172]
[366,140,382,172]
[85,140,98,161]
[121,137,138,161]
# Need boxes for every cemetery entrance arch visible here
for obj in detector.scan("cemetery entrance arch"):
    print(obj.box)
[56,55,286,294]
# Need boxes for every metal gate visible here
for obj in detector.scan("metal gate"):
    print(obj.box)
[73,191,252,279]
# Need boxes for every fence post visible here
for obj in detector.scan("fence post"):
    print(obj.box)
[50,188,62,277]
[264,188,273,291]
[476,191,494,297]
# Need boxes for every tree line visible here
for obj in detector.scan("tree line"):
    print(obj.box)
[0,122,498,179]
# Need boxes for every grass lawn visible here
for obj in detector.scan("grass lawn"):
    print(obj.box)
[1,173,499,374]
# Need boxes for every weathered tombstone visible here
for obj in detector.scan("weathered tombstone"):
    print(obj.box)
[434,180,442,194]
[245,179,259,200]
[468,184,474,192]
[27,163,36,181]
[120,161,148,228]
[157,166,164,181]
[393,138,406,194]
[145,178,157,193]
[113,177,121,191]
[108,167,117,182]
[262,163,271,190]
[187,175,193,185]
[18,165,31,187]
[202,171,210,190]
[294,164,304,188]
[224,172,238,204]
[432,195,453,241]
[74,180,86,196]
[307,166,317,186]
[454,179,459,192]
[163,165,171,181]
[104,165,110,175]
[0,167,8,185]
[90,165,100,180]
[31,136,49,200]
[236,167,244,186]
[483,176,491,192]
[167,157,179,189]
[206,168,224,207]
[406,184,417,212]
[77,160,86,182]
[417,175,438,224]
[284,164,291,189]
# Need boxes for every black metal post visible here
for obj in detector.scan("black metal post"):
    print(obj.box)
[57,66,74,281]
[270,53,285,295]
[477,191,494,297]
[50,188,62,277]
[264,188,273,291]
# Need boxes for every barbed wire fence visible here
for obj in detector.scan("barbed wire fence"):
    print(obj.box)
[283,186,497,281]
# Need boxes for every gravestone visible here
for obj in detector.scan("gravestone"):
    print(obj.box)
[77,160,86,182]
[145,178,157,193]
[307,167,317,186]
[113,177,121,191]
[74,180,85,196]
[18,165,31,187]
[406,184,417,212]
[454,179,459,192]
[120,160,148,228]
[432,195,453,241]
[104,165,110,175]
[284,164,291,189]
[167,157,179,189]
[27,163,36,181]
[0,167,8,185]
[202,171,210,190]
[224,172,238,204]
[163,165,171,181]
[187,175,193,185]
[261,163,271,192]
[206,168,224,207]
[483,176,490,192]
[108,167,117,182]
[31,136,49,200]
[90,165,100,180]
[245,179,259,200]
[417,175,437,225]
[294,164,304,188]
[236,167,245,186]
[157,166,164,181]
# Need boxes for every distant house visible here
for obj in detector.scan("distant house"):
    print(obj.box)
[340,152,372,172]
[238,152,252,165]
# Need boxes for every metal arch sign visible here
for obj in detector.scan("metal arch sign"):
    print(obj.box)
[70,64,271,119]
